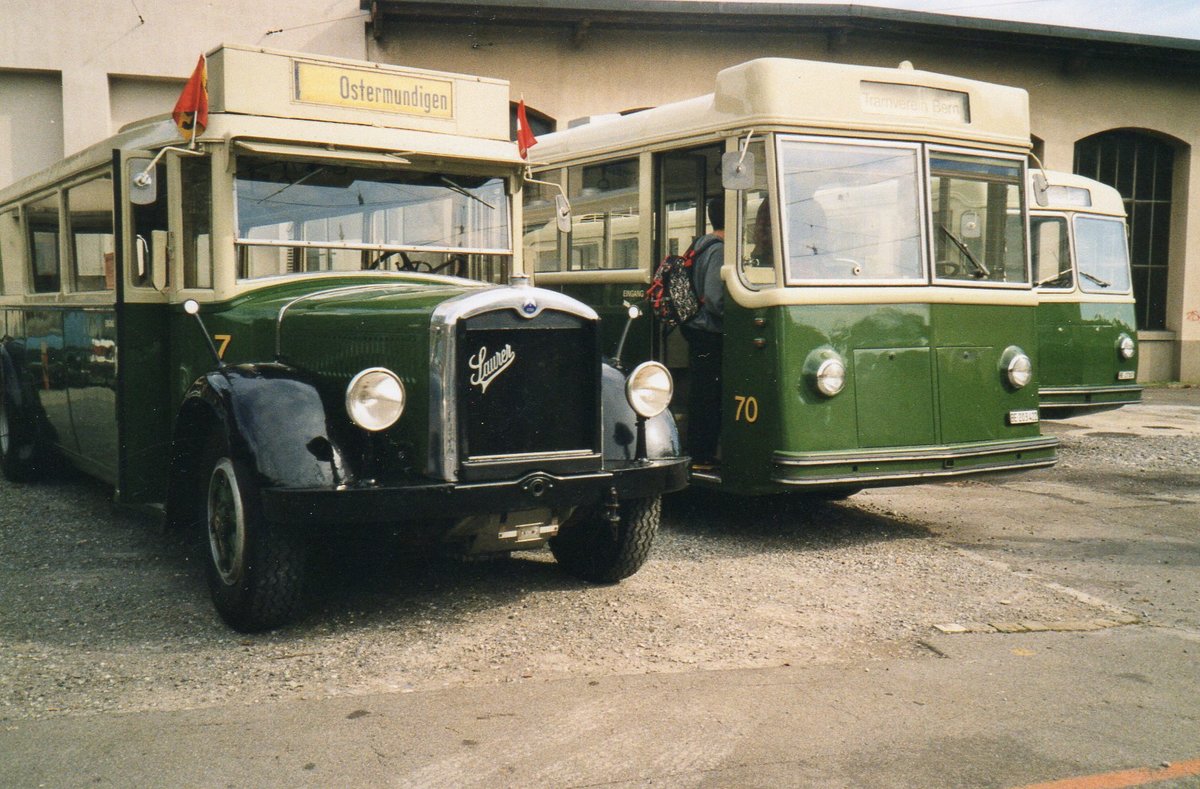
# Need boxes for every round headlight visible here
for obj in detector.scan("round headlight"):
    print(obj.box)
[1118,334,1135,360]
[345,367,406,431]
[626,361,673,418]
[815,357,846,397]
[1006,352,1033,389]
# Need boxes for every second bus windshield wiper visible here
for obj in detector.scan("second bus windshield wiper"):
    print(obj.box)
[1080,270,1111,288]
[939,224,991,279]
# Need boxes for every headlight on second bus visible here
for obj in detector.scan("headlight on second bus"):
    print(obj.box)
[346,367,406,431]
[1000,346,1033,390]
[626,361,674,418]
[1118,334,1136,360]
[803,348,847,398]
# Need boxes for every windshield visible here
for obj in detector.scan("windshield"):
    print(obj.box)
[1074,216,1132,293]
[234,156,512,282]
[779,139,923,284]
[930,152,1027,284]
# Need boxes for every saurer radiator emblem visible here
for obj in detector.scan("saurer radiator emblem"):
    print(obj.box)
[469,344,516,393]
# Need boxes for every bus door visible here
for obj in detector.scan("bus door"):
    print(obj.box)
[1031,213,1080,388]
[653,143,723,396]
[116,148,174,506]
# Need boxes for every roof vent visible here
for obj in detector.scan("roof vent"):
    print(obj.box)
[567,113,622,129]
[898,60,915,70]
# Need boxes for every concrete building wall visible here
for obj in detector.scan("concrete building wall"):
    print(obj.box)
[367,22,1200,382]
[0,71,64,185]
[0,4,1196,380]
[0,0,368,180]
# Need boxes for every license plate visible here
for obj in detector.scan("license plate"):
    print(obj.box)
[1117,370,1136,380]
[1008,409,1039,425]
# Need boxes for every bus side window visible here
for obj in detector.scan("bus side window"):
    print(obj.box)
[131,163,167,288]
[568,158,639,271]
[522,169,566,273]
[66,174,115,292]
[0,209,13,294]
[181,156,212,288]
[25,193,61,294]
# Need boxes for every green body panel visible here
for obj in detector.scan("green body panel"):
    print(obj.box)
[558,281,653,361]
[1036,300,1141,412]
[167,277,473,479]
[85,275,478,507]
[1036,301,1080,387]
[3,306,124,488]
[562,291,1051,495]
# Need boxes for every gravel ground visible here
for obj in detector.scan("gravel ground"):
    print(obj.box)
[3,390,1193,722]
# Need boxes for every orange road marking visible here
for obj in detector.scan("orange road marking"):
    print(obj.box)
[1016,757,1200,789]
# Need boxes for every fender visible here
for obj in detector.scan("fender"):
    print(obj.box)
[0,341,47,434]
[0,343,25,409]
[600,361,681,462]
[174,364,341,491]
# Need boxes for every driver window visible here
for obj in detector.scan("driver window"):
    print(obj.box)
[131,162,167,288]
[737,140,776,289]
[1031,216,1072,289]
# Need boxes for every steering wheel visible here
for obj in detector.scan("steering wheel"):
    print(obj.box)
[429,255,467,278]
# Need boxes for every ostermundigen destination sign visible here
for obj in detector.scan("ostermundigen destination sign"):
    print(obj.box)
[293,61,454,118]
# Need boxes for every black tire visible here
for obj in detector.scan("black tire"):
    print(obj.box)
[200,436,306,632]
[0,371,42,482]
[550,495,660,583]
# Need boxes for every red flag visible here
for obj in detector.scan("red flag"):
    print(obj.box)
[172,55,208,141]
[516,99,537,159]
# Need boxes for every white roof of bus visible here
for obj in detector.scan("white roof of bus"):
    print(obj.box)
[531,57,1031,163]
[0,45,524,207]
[1032,170,1127,217]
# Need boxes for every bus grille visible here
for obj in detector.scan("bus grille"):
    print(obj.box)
[457,310,599,463]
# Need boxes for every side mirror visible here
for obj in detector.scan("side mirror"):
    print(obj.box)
[554,194,572,234]
[1032,172,1049,207]
[128,158,157,205]
[722,150,756,191]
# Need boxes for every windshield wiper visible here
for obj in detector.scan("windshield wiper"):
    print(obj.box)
[1036,269,1073,287]
[439,176,495,210]
[938,224,991,279]
[256,165,328,204]
[1079,270,1111,288]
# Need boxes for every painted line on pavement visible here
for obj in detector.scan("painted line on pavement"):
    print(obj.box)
[1014,757,1200,789]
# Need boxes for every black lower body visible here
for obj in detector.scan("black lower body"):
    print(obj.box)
[681,325,723,464]
[259,457,689,528]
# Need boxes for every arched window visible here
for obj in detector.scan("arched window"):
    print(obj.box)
[509,102,555,142]
[1074,131,1175,330]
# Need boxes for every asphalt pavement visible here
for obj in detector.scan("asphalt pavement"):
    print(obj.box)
[3,387,1198,788]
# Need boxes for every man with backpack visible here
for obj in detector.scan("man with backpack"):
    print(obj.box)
[680,196,725,469]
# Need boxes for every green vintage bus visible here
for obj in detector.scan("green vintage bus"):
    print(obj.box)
[0,45,687,630]
[1030,170,1141,414]
[524,58,1057,495]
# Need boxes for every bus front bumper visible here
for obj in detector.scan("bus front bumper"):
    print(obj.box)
[771,437,1058,488]
[258,457,689,526]
[1039,384,1143,413]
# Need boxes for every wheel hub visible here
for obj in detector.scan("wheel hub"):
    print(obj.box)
[207,459,246,586]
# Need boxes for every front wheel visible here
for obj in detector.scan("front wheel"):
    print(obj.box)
[201,441,306,632]
[550,494,661,583]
